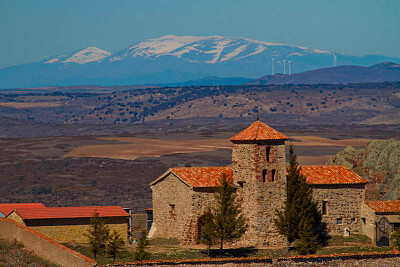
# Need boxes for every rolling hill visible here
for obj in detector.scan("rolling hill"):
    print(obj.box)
[249,62,400,85]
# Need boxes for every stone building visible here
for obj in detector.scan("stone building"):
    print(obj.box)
[300,165,367,235]
[149,120,368,246]
[7,206,129,243]
[361,200,400,246]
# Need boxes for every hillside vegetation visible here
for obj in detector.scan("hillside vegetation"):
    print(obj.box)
[0,82,399,126]
[327,139,400,200]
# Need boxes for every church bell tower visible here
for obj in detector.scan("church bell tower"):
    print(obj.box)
[230,120,288,246]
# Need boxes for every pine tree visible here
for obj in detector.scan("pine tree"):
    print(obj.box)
[274,144,321,254]
[133,230,151,261]
[84,211,110,259]
[107,230,126,263]
[213,172,247,251]
[198,208,216,255]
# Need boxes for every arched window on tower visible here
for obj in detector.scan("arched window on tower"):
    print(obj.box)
[271,169,276,182]
[262,169,268,183]
[266,146,271,162]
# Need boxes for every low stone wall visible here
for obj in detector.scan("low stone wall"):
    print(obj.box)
[107,250,400,266]
[0,218,96,267]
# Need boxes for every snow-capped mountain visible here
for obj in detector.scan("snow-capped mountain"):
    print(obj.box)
[1,35,399,88]
[106,35,329,64]
[44,47,111,64]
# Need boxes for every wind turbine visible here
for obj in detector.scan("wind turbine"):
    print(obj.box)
[334,53,337,67]
[271,58,275,76]
[288,60,292,75]
[283,59,287,75]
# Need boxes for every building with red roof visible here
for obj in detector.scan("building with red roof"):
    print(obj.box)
[361,200,400,246]
[7,205,129,243]
[149,120,371,246]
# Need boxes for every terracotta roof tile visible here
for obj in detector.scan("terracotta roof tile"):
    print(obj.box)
[0,203,46,217]
[300,165,368,185]
[171,166,232,188]
[230,120,288,141]
[13,206,128,220]
[364,200,400,213]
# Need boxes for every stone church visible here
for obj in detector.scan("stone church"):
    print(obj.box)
[148,120,372,246]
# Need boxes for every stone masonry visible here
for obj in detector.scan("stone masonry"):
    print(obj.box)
[232,140,287,246]
[150,172,217,244]
[312,184,365,235]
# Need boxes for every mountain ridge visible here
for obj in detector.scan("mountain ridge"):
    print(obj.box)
[1,35,400,88]
[248,62,400,85]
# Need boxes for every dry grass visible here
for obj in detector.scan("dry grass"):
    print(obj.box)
[64,135,370,165]
[290,136,370,147]
[0,102,60,108]
[65,137,232,160]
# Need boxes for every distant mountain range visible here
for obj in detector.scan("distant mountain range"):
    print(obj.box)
[1,35,400,88]
[248,62,400,85]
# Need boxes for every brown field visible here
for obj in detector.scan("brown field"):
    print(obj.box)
[64,137,232,160]
[0,102,60,108]
[65,135,371,165]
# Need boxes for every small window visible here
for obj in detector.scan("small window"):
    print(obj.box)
[351,218,356,223]
[262,169,267,183]
[322,201,328,215]
[337,218,343,225]
[266,146,271,162]
[271,169,276,182]
[238,181,245,188]
[362,218,366,224]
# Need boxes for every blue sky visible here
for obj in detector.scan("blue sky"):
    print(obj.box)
[0,0,399,69]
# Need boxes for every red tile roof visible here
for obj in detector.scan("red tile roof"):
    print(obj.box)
[364,200,400,213]
[230,120,288,141]
[13,206,129,220]
[300,165,368,185]
[171,166,233,188]
[0,203,46,217]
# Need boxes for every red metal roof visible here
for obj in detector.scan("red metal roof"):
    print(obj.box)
[171,166,233,188]
[0,203,46,217]
[364,200,400,213]
[13,206,129,220]
[230,120,288,141]
[300,165,368,185]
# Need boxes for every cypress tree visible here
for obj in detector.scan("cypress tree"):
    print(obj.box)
[213,172,247,251]
[274,144,321,254]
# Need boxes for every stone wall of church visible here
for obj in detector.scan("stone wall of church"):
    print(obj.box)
[150,173,194,241]
[312,184,365,235]
[150,173,217,244]
[232,141,287,247]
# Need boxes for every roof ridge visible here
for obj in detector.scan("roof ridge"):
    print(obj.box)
[255,120,261,140]
[230,120,288,141]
